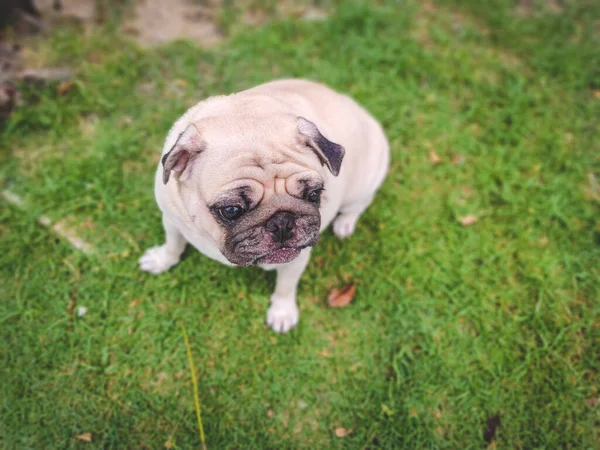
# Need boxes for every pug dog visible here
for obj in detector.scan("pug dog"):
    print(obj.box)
[139,79,389,333]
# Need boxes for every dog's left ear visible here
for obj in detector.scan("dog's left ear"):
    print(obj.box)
[297,117,345,176]
[162,124,204,184]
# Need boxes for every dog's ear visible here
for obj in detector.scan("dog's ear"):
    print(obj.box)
[162,124,205,184]
[297,117,345,176]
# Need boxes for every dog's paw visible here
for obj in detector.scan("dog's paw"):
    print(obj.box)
[333,213,359,239]
[139,245,180,274]
[267,302,299,333]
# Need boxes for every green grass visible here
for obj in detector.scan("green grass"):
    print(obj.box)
[1,0,599,448]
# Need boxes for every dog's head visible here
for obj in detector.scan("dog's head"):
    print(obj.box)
[161,111,344,266]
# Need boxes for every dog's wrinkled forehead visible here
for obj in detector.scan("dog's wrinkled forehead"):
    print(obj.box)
[162,107,344,197]
[193,115,325,197]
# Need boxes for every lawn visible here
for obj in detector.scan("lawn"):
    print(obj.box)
[1,0,599,448]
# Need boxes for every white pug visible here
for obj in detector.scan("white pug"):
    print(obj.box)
[139,79,389,333]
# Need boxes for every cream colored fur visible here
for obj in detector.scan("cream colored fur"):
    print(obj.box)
[139,79,389,333]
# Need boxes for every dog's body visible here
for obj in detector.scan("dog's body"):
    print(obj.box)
[140,79,389,332]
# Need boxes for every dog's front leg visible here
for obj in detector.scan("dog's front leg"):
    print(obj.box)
[266,248,311,333]
[139,215,187,274]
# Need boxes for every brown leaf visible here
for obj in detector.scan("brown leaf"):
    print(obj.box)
[484,415,500,443]
[586,397,599,407]
[57,80,74,96]
[459,215,478,226]
[451,153,466,165]
[267,409,274,418]
[75,433,92,442]
[335,427,352,437]
[429,151,441,165]
[327,283,356,308]
[317,349,332,358]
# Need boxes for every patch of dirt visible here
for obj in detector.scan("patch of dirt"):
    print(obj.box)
[515,0,564,17]
[34,0,98,27]
[243,3,328,27]
[122,0,223,48]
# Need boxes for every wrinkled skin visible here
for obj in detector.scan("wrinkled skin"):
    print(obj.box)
[218,195,321,266]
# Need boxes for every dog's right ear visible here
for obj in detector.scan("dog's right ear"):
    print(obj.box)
[162,124,205,184]
[297,117,345,176]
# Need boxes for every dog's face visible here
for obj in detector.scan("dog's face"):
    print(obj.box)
[161,113,344,266]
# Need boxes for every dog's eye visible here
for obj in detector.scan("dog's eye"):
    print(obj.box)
[219,206,245,221]
[307,189,322,203]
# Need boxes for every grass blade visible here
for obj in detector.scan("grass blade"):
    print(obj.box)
[181,322,207,450]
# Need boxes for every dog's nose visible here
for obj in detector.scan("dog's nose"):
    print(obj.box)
[266,211,296,243]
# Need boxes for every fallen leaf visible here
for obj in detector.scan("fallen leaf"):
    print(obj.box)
[164,439,174,449]
[429,150,441,165]
[267,409,274,417]
[335,427,352,437]
[327,283,356,308]
[317,349,332,358]
[57,80,74,96]
[451,153,466,165]
[459,215,478,226]
[594,90,600,99]
[586,397,599,407]
[75,433,92,442]
[483,415,501,444]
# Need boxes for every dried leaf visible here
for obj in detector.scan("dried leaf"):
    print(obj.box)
[594,90,600,99]
[267,409,274,418]
[327,283,356,308]
[75,433,92,442]
[484,415,500,443]
[429,151,441,165]
[586,397,599,407]
[317,349,332,358]
[57,80,74,96]
[459,215,478,226]
[335,427,352,437]
[451,153,466,165]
